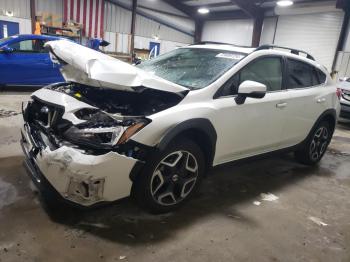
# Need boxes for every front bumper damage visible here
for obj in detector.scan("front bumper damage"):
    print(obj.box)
[21,123,140,207]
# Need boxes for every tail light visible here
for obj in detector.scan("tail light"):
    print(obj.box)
[336,88,342,100]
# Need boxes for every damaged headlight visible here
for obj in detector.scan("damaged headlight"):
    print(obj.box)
[64,109,149,149]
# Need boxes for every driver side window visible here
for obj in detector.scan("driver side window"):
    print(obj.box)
[218,57,283,97]
[7,39,47,53]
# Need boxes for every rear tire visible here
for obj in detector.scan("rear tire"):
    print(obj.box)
[295,121,332,165]
[133,138,205,214]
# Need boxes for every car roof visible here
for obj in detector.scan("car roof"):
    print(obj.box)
[11,34,64,40]
[184,44,255,54]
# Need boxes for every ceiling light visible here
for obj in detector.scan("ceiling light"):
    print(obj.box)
[198,8,210,14]
[277,0,293,7]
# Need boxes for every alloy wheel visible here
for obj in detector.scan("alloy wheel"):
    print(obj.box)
[309,126,329,162]
[150,150,199,206]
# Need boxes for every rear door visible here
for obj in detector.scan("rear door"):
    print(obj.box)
[212,56,290,164]
[279,58,328,146]
[0,38,63,86]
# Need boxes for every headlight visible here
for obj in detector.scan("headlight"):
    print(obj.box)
[63,120,149,149]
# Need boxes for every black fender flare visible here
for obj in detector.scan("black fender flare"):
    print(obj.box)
[300,108,337,148]
[157,118,217,166]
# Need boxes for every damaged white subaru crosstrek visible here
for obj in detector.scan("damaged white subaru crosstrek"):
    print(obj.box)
[21,40,340,213]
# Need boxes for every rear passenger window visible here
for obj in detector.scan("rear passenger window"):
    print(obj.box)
[218,57,283,97]
[316,69,327,84]
[287,59,321,89]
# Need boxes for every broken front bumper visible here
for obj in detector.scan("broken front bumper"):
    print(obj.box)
[21,123,141,207]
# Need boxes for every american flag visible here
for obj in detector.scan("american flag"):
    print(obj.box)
[63,0,105,38]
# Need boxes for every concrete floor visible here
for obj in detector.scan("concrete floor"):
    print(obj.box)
[0,92,350,262]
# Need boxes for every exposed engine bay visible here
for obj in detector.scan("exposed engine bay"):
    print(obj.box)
[24,82,186,157]
[46,82,185,116]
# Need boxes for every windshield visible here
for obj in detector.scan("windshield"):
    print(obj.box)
[137,48,246,90]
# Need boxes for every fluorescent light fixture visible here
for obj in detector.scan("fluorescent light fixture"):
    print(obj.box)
[198,8,210,14]
[277,0,293,7]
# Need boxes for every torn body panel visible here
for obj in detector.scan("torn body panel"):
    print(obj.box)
[21,122,139,206]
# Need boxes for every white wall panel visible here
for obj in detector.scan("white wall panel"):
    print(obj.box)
[260,17,278,45]
[105,2,193,44]
[273,11,343,70]
[202,19,254,46]
[134,35,188,54]
[0,0,31,19]
[135,14,192,44]
[0,15,32,34]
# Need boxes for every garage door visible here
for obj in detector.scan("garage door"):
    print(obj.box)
[260,11,344,71]
[272,12,344,71]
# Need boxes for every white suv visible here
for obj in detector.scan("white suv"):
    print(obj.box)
[21,40,340,213]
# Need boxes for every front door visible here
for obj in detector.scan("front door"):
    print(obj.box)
[212,56,289,165]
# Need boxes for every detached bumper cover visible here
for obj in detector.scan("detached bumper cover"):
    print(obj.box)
[21,123,140,207]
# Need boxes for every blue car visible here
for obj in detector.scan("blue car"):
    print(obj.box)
[0,34,109,87]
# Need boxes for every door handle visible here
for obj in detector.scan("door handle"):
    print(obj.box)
[276,102,287,109]
[317,98,326,103]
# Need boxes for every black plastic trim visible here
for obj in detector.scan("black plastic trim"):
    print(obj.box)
[157,118,217,166]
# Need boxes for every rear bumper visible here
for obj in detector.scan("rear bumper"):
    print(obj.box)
[21,123,140,207]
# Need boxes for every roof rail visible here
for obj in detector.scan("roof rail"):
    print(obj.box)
[193,41,253,49]
[256,44,315,61]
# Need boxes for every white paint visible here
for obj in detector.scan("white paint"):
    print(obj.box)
[201,19,254,46]
[46,40,189,93]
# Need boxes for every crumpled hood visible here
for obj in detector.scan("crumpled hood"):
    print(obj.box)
[45,40,189,93]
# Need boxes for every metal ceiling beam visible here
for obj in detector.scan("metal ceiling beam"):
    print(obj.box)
[162,0,196,17]
[231,0,262,18]
[130,0,137,55]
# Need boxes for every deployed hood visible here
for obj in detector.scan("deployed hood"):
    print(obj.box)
[45,40,189,94]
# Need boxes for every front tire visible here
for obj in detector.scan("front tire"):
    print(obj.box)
[295,121,332,165]
[133,138,205,213]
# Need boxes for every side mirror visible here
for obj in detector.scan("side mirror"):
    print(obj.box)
[0,46,14,53]
[235,80,267,105]
[339,77,349,82]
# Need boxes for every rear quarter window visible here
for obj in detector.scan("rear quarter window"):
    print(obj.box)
[286,58,322,89]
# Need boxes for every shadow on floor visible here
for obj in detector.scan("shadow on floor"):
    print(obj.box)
[30,153,322,246]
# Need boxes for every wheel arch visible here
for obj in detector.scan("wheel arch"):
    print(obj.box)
[302,109,337,146]
[157,118,217,168]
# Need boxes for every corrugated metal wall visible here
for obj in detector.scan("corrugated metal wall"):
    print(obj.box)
[104,1,131,34]
[201,19,254,46]
[35,0,63,16]
[0,0,31,19]
[135,14,192,44]
[104,1,193,44]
